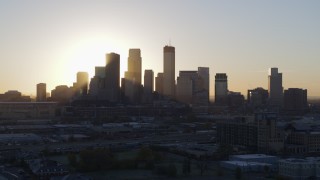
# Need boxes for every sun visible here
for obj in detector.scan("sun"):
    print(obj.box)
[61,36,128,87]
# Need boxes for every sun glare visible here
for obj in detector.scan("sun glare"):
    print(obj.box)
[62,36,128,87]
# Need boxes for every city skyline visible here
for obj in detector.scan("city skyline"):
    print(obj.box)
[1,1,320,97]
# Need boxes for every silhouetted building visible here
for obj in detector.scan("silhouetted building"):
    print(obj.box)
[198,67,210,101]
[105,53,120,102]
[51,85,73,104]
[89,67,106,97]
[268,68,283,107]
[163,46,175,98]
[247,87,269,107]
[155,73,164,95]
[0,91,31,102]
[176,71,198,104]
[0,102,57,119]
[143,70,154,103]
[36,83,47,102]
[76,72,89,96]
[124,49,142,103]
[215,73,228,105]
[284,88,308,115]
[227,91,245,107]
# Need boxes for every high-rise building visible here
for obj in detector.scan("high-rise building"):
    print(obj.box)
[76,72,89,96]
[215,73,228,105]
[36,83,47,102]
[95,66,106,78]
[105,53,120,102]
[247,87,269,107]
[155,73,164,95]
[143,70,154,103]
[163,46,175,98]
[284,88,308,115]
[124,49,142,103]
[197,67,210,105]
[268,68,283,106]
[89,67,106,97]
[176,71,198,104]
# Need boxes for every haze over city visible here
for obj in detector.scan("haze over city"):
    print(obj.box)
[1,0,320,97]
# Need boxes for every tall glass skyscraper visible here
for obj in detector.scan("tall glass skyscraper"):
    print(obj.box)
[163,46,175,98]
[268,67,283,106]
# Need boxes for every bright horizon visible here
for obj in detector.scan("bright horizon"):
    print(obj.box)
[1,1,320,97]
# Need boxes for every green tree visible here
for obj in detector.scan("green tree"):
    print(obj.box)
[67,153,77,167]
[235,167,242,179]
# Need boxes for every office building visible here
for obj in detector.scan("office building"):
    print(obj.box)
[215,73,228,105]
[124,49,142,103]
[76,72,89,96]
[247,87,269,107]
[155,73,164,95]
[197,67,210,105]
[268,68,283,106]
[89,67,106,97]
[163,46,175,98]
[0,91,31,102]
[36,83,47,102]
[176,71,199,104]
[284,88,308,115]
[105,53,120,102]
[143,70,154,103]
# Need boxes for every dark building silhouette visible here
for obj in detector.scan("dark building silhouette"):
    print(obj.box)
[284,88,308,115]
[163,46,175,98]
[268,68,283,107]
[0,90,31,102]
[227,91,245,107]
[143,70,154,103]
[247,87,269,107]
[51,85,73,104]
[155,73,164,95]
[105,53,120,102]
[124,49,142,103]
[89,66,105,97]
[36,83,47,102]
[215,73,228,105]
[76,72,88,96]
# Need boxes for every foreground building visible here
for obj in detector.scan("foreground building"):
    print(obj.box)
[0,102,57,119]
[279,157,320,179]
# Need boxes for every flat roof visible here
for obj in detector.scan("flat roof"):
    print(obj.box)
[231,154,277,159]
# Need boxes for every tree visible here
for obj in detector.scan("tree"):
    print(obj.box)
[67,153,77,167]
[182,158,191,176]
[235,167,242,179]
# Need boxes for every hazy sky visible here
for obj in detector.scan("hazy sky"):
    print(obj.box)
[0,0,319,97]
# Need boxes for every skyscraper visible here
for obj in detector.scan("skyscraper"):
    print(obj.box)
[76,72,89,96]
[36,83,46,102]
[215,73,228,105]
[124,49,142,103]
[155,73,164,95]
[163,46,175,98]
[176,71,198,104]
[105,52,120,102]
[198,67,210,104]
[268,68,283,106]
[143,70,154,103]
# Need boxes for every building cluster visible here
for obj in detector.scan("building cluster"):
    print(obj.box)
[217,112,320,155]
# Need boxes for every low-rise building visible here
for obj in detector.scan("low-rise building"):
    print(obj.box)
[0,102,57,120]
[279,157,320,179]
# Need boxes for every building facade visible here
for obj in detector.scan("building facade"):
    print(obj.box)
[163,46,175,98]
[36,83,47,102]
[268,68,283,107]
[215,73,228,105]
[105,53,120,102]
